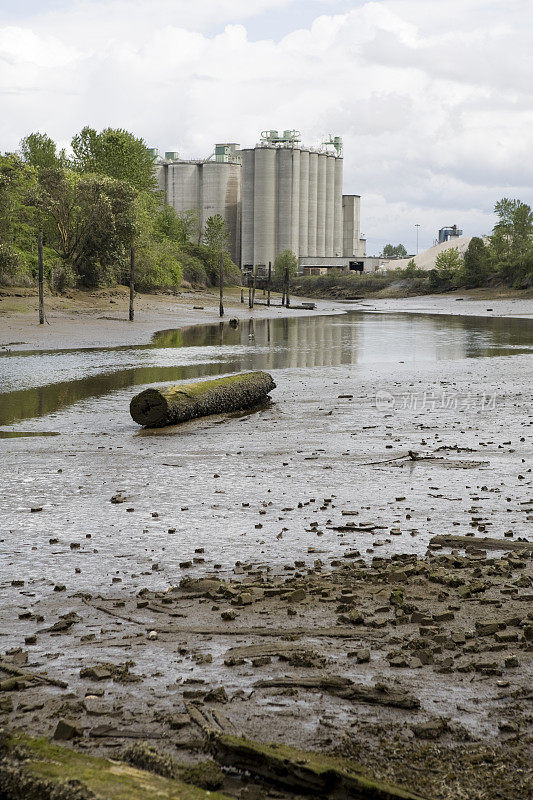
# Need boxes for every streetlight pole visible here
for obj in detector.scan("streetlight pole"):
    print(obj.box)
[415,224,420,255]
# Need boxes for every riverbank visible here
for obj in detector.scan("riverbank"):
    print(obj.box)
[0,286,342,352]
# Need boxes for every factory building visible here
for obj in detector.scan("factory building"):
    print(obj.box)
[153,131,365,273]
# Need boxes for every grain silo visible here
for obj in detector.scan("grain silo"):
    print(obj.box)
[156,145,242,264]
[155,130,357,273]
[316,153,327,257]
[298,149,310,257]
[307,151,318,257]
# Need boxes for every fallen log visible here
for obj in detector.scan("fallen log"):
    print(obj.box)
[130,371,276,428]
[210,734,428,799]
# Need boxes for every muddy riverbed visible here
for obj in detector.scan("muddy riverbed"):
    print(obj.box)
[0,300,532,799]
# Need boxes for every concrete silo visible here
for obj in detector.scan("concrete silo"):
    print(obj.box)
[290,148,301,256]
[343,194,362,257]
[307,151,318,257]
[316,153,327,257]
[240,149,255,267]
[253,147,277,268]
[277,148,293,255]
[168,164,199,218]
[333,156,343,256]
[201,161,241,265]
[325,154,336,255]
[298,150,309,257]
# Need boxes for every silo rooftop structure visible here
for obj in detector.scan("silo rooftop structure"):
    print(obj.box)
[240,131,345,271]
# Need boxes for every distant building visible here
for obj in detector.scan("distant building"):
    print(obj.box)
[153,130,365,271]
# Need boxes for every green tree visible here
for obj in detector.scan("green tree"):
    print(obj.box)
[132,192,182,291]
[428,246,462,291]
[20,132,67,170]
[489,198,533,284]
[460,237,491,287]
[383,243,407,258]
[71,126,157,192]
[274,249,298,281]
[203,214,230,253]
[0,153,39,282]
[33,168,137,287]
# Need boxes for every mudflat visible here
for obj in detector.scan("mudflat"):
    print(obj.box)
[0,290,531,799]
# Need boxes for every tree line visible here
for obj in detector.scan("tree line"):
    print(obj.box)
[403,199,533,291]
[0,128,239,291]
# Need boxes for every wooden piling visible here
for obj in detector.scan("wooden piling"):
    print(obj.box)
[267,261,271,306]
[285,266,291,308]
[252,265,257,307]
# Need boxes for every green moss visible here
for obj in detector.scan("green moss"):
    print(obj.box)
[3,733,231,800]
[164,371,270,399]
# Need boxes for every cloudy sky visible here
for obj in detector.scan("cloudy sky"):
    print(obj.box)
[1,0,531,254]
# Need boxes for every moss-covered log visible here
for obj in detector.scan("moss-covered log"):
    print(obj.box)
[130,371,276,428]
[210,734,429,799]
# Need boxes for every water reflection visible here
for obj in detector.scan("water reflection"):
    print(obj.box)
[0,311,531,426]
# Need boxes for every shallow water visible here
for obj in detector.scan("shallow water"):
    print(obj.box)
[1,311,532,428]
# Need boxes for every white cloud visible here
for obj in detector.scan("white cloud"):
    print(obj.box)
[1,0,532,253]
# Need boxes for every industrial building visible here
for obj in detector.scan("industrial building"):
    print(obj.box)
[154,131,366,273]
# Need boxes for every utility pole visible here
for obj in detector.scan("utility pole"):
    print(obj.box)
[38,233,44,325]
[219,252,224,317]
[415,224,420,255]
[129,247,135,321]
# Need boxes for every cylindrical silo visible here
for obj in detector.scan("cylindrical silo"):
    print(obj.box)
[253,147,277,268]
[316,153,327,257]
[325,154,335,255]
[298,150,309,257]
[290,148,300,256]
[333,156,343,256]
[307,152,318,256]
[241,149,255,267]
[277,148,293,255]
[201,162,241,265]
[168,163,198,212]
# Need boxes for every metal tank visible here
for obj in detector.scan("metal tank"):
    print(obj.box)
[316,153,327,257]
[307,151,318,256]
[240,149,255,267]
[333,156,343,256]
[298,150,309,257]
[325,154,335,255]
[253,147,277,268]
